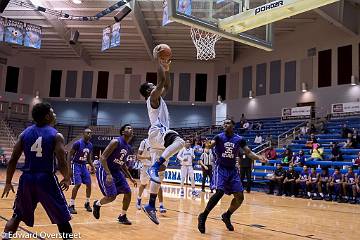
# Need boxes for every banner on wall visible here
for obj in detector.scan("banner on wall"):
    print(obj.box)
[178,0,192,15]
[331,102,360,117]
[110,22,121,48]
[4,18,24,45]
[101,26,111,51]
[163,167,210,186]
[281,106,311,121]
[24,23,42,49]
[0,17,5,42]
[162,0,173,26]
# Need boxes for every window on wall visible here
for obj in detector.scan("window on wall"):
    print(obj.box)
[5,66,19,93]
[338,45,352,85]
[163,73,174,101]
[242,66,252,98]
[217,75,226,101]
[270,60,281,94]
[284,61,296,92]
[49,70,62,97]
[256,63,266,96]
[146,72,157,85]
[96,71,109,99]
[318,49,332,88]
[195,74,207,102]
[65,71,77,98]
[179,73,191,101]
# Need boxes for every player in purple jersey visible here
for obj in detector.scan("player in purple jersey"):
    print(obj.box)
[307,167,320,199]
[197,119,267,234]
[342,167,357,203]
[318,167,330,200]
[296,165,310,198]
[1,103,73,240]
[329,167,345,202]
[68,128,95,214]
[92,124,137,225]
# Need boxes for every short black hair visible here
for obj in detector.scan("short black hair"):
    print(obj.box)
[224,118,235,125]
[334,167,340,171]
[32,102,52,124]
[120,124,131,135]
[139,82,151,98]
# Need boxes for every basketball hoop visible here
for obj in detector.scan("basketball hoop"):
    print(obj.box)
[190,27,221,61]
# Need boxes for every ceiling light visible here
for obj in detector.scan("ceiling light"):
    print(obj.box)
[72,0,82,4]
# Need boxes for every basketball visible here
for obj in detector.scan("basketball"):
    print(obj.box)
[153,44,172,60]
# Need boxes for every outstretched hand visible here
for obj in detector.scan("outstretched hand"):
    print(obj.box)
[1,183,15,198]
[258,154,268,164]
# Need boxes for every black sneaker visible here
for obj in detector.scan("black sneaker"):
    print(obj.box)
[118,214,132,225]
[68,205,77,214]
[221,213,234,231]
[84,202,92,212]
[267,191,274,195]
[350,199,357,204]
[197,213,207,234]
[93,200,101,219]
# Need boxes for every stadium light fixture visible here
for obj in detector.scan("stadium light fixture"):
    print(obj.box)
[301,82,308,92]
[72,0,82,4]
[351,75,358,86]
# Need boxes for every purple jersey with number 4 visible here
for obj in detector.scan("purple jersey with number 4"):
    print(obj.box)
[13,124,71,227]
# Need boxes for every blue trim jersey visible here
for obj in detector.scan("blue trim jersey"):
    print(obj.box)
[213,132,247,168]
[21,124,58,173]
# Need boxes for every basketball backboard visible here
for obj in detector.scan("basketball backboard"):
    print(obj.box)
[167,0,339,51]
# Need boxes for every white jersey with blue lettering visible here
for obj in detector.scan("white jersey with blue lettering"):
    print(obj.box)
[138,138,152,166]
[146,97,170,130]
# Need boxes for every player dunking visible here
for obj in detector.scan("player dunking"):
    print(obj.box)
[1,103,73,240]
[92,124,137,225]
[198,118,267,234]
[68,128,95,214]
[139,44,185,224]
[136,138,167,213]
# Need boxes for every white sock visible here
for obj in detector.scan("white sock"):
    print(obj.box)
[96,200,102,206]
[2,232,10,240]
[69,199,75,206]
[320,193,324,197]
[121,210,127,216]
[159,202,164,207]
[307,192,311,197]
[85,198,90,204]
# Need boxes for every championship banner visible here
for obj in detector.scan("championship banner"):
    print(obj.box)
[281,106,311,121]
[331,102,360,117]
[178,0,192,15]
[0,17,5,42]
[162,0,173,26]
[110,22,121,48]
[24,23,42,49]
[163,167,210,186]
[101,26,111,51]
[4,18,24,45]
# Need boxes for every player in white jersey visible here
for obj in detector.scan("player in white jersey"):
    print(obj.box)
[136,138,166,213]
[177,140,197,197]
[139,44,185,224]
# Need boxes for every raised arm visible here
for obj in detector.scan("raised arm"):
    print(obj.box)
[1,134,23,198]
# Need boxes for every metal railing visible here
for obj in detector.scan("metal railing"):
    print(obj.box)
[253,141,272,155]
[0,119,16,147]
[277,121,307,148]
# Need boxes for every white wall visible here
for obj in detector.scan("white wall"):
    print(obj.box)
[217,18,360,121]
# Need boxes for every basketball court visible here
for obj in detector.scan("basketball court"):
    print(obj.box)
[1,172,360,240]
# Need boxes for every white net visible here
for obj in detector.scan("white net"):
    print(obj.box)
[190,27,222,61]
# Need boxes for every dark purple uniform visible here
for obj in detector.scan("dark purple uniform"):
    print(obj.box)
[320,172,330,194]
[212,132,247,195]
[71,139,93,185]
[309,172,318,193]
[13,125,71,227]
[299,170,309,193]
[332,172,343,195]
[95,137,132,197]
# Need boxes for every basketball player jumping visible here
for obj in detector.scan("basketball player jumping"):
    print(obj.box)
[1,103,73,240]
[198,118,267,234]
[139,44,185,224]
[136,137,167,213]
